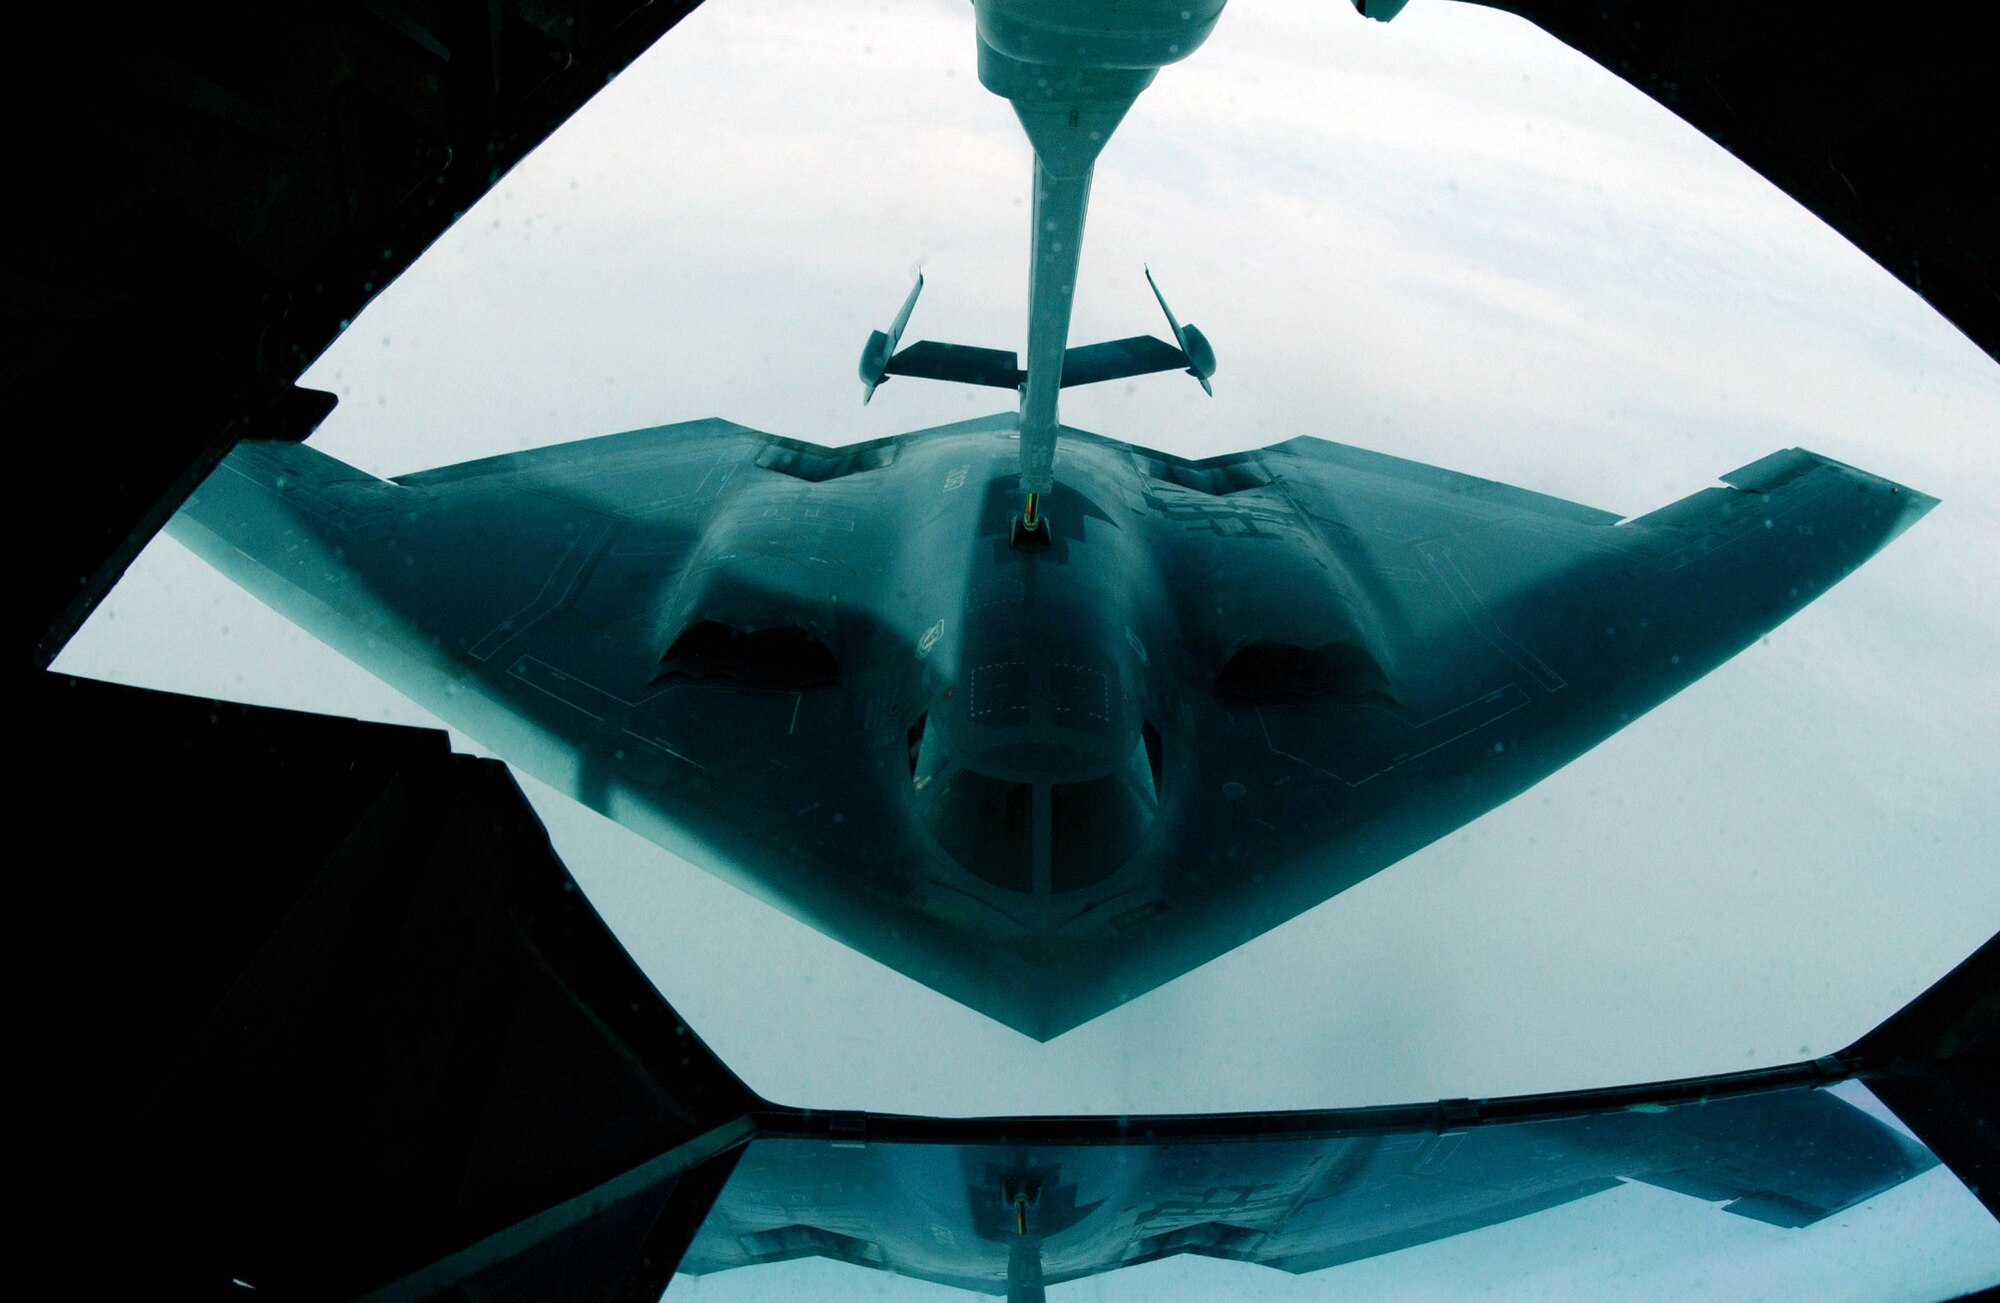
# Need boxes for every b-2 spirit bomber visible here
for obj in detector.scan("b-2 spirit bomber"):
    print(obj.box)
[171,0,1934,1037]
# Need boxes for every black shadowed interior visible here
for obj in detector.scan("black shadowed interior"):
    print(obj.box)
[1216,640,1395,705]
[658,620,839,687]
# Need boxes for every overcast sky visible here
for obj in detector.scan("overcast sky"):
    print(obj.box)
[55,0,2000,1294]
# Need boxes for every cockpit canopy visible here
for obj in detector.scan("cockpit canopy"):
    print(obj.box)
[911,715,1161,895]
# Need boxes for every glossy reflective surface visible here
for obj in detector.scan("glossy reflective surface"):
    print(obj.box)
[670,1083,1996,1301]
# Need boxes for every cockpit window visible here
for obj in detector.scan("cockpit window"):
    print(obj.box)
[914,718,1158,895]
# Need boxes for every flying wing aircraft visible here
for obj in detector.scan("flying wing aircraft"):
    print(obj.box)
[168,0,1935,1037]
[169,416,1932,1038]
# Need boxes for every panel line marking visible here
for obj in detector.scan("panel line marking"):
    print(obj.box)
[1415,542,1566,694]
[469,518,616,661]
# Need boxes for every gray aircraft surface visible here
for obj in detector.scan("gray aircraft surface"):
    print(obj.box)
[169,0,1935,1037]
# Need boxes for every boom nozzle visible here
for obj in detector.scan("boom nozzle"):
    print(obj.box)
[1011,490,1052,552]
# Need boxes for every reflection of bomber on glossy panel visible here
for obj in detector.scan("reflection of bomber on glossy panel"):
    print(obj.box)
[172,0,1935,1038]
